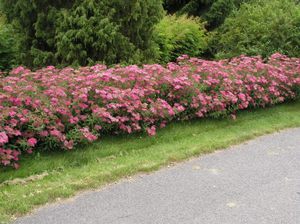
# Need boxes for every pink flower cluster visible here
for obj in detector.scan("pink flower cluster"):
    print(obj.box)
[0,53,299,168]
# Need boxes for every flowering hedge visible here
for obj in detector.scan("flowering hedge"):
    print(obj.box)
[0,53,299,168]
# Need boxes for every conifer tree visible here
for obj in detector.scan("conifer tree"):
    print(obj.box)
[0,0,163,67]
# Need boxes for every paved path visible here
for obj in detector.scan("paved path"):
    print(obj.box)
[15,128,300,224]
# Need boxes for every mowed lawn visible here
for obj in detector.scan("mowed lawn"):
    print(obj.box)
[1,100,300,223]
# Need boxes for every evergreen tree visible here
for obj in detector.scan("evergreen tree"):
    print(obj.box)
[0,0,163,67]
[1,0,74,66]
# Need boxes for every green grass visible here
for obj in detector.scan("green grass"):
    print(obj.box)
[1,100,300,223]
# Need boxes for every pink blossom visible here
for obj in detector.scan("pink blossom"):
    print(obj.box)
[13,163,20,169]
[3,86,13,92]
[94,125,102,131]
[238,93,246,102]
[50,130,62,138]
[231,114,237,120]
[64,140,74,150]
[80,128,98,142]
[27,138,37,147]
[39,130,49,137]
[0,132,9,145]
[146,126,156,136]
[69,116,79,124]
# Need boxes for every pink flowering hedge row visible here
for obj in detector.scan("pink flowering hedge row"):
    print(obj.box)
[0,53,300,169]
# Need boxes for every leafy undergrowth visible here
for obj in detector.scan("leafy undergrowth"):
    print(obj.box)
[1,53,299,168]
[0,100,300,223]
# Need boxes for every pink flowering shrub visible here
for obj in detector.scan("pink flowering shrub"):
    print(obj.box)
[0,53,299,168]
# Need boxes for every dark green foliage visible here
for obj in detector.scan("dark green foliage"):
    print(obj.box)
[1,0,74,67]
[56,0,163,66]
[55,1,135,66]
[0,0,163,67]
[163,0,190,13]
[212,0,300,59]
[154,14,207,63]
[0,15,17,70]
[164,0,249,30]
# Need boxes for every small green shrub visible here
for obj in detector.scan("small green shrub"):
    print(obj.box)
[154,14,207,63]
[0,15,17,71]
[211,0,300,59]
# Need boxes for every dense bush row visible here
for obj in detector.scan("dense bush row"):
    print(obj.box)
[1,53,299,168]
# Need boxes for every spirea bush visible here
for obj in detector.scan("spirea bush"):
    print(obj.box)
[0,53,299,168]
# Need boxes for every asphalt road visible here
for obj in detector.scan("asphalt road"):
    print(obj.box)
[15,128,300,224]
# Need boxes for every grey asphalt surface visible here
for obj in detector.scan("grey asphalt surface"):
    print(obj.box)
[15,128,300,224]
